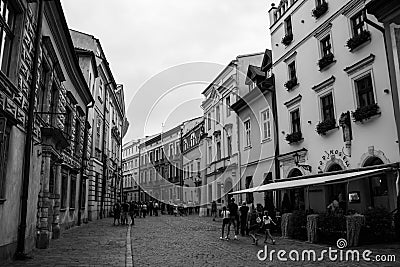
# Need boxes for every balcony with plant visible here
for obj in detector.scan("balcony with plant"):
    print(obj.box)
[285,131,303,144]
[282,33,293,46]
[352,103,380,122]
[312,2,328,19]
[284,76,298,91]
[346,30,371,51]
[316,118,337,135]
[318,53,335,70]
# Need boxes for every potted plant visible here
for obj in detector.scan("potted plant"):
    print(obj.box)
[346,30,371,51]
[316,118,336,135]
[285,131,303,144]
[352,103,380,122]
[284,76,298,90]
[318,53,335,70]
[312,1,328,19]
[282,33,293,46]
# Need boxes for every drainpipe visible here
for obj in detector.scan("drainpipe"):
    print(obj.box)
[364,11,400,157]
[138,144,141,202]
[234,63,242,204]
[16,0,44,259]
[120,125,123,202]
[271,80,281,209]
[78,101,94,226]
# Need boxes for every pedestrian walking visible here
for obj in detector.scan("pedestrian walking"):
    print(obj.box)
[129,201,135,225]
[121,201,130,225]
[220,206,230,240]
[247,205,261,245]
[135,201,140,218]
[262,210,276,244]
[211,201,217,221]
[227,197,239,240]
[148,201,154,216]
[239,201,249,236]
[113,202,121,226]
[142,202,147,218]
[154,202,159,216]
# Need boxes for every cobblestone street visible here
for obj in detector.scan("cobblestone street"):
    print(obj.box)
[3,214,400,266]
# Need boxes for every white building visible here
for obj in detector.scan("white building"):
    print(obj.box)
[267,0,399,213]
[122,140,141,202]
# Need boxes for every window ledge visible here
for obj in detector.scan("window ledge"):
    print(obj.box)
[317,126,339,136]
[60,208,67,212]
[69,208,75,211]
[244,146,252,151]
[319,60,337,72]
[97,96,103,103]
[261,138,272,144]
[0,199,6,204]
[354,112,381,124]
[286,83,299,91]
[349,38,371,53]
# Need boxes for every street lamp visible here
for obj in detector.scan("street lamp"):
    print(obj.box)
[293,152,312,172]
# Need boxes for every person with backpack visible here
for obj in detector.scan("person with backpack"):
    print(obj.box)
[220,206,230,240]
[262,210,276,244]
[247,205,261,245]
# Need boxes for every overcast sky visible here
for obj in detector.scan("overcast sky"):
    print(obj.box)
[61,0,275,141]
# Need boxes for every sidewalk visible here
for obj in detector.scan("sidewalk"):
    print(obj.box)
[2,218,128,267]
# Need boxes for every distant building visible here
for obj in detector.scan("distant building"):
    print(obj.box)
[122,140,141,201]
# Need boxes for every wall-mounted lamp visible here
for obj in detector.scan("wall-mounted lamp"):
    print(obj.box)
[384,89,390,94]
[293,152,312,172]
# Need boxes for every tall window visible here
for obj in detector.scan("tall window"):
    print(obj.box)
[70,174,76,208]
[227,135,232,157]
[98,79,103,100]
[0,116,11,199]
[49,85,58,126]
[245,176,254,204]
[208,144,212,164]
[321,93,334,121]
[321,35,332,56]
[285,16,292,35]
[226,97,231,117]
[0,0,15,75]
[95,117,101,149]
[291,109,301,133]
[288,61,296,80]
[245,120,251,147]
[216,139,221,161]
[261,108,272,140]
[207,113,211,130]
[351,11,365,36]
[74,118,81,155]
[81,179,86,209]
[169,143,173,157]
[216,104,220,124]
[61,172,68,208]
[355,74,375,108]
[316,0,326,5]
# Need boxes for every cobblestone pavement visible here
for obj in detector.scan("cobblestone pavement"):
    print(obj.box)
[131,214,400,267]
[2,218,127,267]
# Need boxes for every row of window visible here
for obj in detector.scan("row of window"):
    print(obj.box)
[140,142,180,166]
[243,108,272,148]
[139,164,180,184]
[206,96,232,130]
[123,158,138,171]
[183,161,201,179]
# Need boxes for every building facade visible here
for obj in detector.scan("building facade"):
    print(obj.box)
[267,0,399,213]
[122,140,141,202]
[0,0,97,260]
[70,30,127,220]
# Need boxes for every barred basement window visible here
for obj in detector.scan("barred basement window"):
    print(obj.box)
[0,116,11,200]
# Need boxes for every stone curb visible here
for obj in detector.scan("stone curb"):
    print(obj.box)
[126,224,133,267]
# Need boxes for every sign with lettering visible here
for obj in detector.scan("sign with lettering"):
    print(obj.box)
[317,148,350,172]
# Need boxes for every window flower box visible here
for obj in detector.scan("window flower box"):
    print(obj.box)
[284,77,298,90]
[285,131,303,144]
[346,30,371,51]
[316,118,337,135]
[282,33,293,46]
[318,53,335,70]
[312,2,328,19]
[351,103,380,122]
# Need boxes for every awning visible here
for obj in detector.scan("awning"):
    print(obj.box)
[230,167,393,195]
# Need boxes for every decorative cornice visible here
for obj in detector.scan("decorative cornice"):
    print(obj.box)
[312,76,336,93]
[283,51,297,63]
[314,23,332,39]
[284,94,302,108]
[342,0,364,18]
[344,54,375,76]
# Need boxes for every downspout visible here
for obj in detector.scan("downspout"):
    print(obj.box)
[16,0,44,259]
[99,83,109,219]
[78,101,94,226]
[138,145,141,202]
[365,12,400,157]
[120,125,123,202]
[271,79,281,209]
[235,63,242,203]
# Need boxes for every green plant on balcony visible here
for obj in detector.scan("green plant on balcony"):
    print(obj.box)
[282,33,293,46]
[285,131,302,144]
[316,118,336,135]
[284,76,298,90]
[351,103,380,122]
[318,53,335,70]
[346,30,371,51]
[312,2,328,19]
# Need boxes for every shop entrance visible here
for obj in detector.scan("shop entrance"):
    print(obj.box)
[364,157,389,210]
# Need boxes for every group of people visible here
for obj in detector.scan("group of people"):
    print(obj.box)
[217,198,277,245]
[112,200,161,226]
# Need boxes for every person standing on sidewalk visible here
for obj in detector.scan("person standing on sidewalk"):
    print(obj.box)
[154,201,159,216]
[113,202,121,226]
[121,201,130,225]
[129,201,135,225]
[220,206,230,240]
[211,201,217,221]
[227,197,239,240]
[262,210,276,244]
[247,205,261,245]
[239,201,249,236]
[142,202,148,218]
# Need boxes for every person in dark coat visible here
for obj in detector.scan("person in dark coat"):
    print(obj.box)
[113,202,121,226]
[239,201,249,236]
